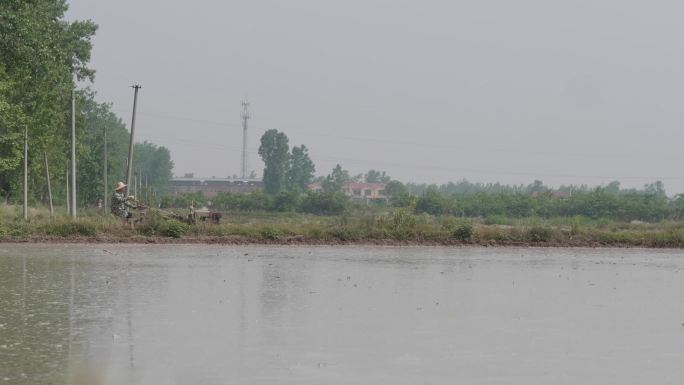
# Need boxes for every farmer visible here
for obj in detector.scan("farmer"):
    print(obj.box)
[111,181,135,219]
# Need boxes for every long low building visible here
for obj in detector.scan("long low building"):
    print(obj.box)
[168,177,263,197]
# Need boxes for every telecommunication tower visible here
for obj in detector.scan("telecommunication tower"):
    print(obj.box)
[240,98,251,179]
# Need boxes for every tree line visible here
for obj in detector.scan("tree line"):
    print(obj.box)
[398,180,683,222]
[166,155,684,222]
[0,0,172,208]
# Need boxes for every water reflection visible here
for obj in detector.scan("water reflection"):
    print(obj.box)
[1,245,684,384]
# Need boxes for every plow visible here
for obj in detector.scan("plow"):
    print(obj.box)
[126,201,222,226]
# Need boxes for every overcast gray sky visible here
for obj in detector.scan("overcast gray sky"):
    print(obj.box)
[66,0,684,193]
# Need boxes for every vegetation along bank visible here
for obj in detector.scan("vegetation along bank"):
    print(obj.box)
[4,205,684,248]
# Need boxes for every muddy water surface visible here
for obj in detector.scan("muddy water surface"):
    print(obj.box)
[1,245,684,384]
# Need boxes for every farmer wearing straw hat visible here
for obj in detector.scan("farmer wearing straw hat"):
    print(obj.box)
[111,181,135,219]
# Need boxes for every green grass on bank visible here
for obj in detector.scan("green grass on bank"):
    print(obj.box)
[4,204,684,247]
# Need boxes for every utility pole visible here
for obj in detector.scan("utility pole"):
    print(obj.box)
[44,152,53,217]
[240,98,251,179]
[103,125,108,213]
[126,83,141,194]
[66,162,70,214]
[23,126,28,220]
[70,89,76,217]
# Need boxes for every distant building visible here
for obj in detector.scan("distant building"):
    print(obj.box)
[168,177,263,197]
[308,182,388,202]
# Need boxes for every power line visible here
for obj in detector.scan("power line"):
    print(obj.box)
[114,110,684,182]
[120,109,664,160]
[308,151,684,181]
[141,132,683,182]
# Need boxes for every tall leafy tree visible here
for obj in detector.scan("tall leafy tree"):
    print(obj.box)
[0,3,173,208]
[72,88,131,206]
[287,145,315,192]
[323,164,351,193]
[132,141,174,196]
[258,129,290,194]
[0,0,97,201]
[364,169,391,183]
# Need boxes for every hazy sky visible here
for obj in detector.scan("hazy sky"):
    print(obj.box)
[66,0,684,193]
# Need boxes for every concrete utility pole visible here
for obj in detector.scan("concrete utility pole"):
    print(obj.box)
[103,125,108,213]
[126,83,141,194]
[240,98,251,179]
[23,126,28,220]
[44,152,53,217]
[70,89,76,217]
[66,162,70,214]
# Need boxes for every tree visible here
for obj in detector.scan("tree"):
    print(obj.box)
[384,180,413,206]
[415,187,445,215]
[0,0,97,201]
[644,181,666,198]
[133,141,174,196]
[257,130,317,195]
[73,88,130,206]
[258,129,290,194]
[672,194,684,219]
[525,180,547,194]
[0,1,176,209]
[605,181,621,195]
[287,145,315,192]
[384,180,406,196]
[365,169,391,183]
[323,164,351,193]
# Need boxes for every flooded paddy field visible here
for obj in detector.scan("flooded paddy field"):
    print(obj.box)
[1,244,684,384]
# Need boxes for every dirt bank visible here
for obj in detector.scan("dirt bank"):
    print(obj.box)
[0,234,660,248]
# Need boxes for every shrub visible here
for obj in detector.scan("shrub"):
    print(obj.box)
[453,221,474,241]
[527,226,553,242]
[272,191,300,212]
[137,210,163,235]
[0,224,29,238]
[300,192,349,215]
[441,217,473,241]
[390,208,417,240]
[41,220,98,237]
[158,219,189,238]
[570,216,582,235]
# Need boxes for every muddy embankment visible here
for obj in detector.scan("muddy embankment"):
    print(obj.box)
[0,233,679,248]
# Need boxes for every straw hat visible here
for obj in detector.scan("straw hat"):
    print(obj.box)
[115,181,127,191]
